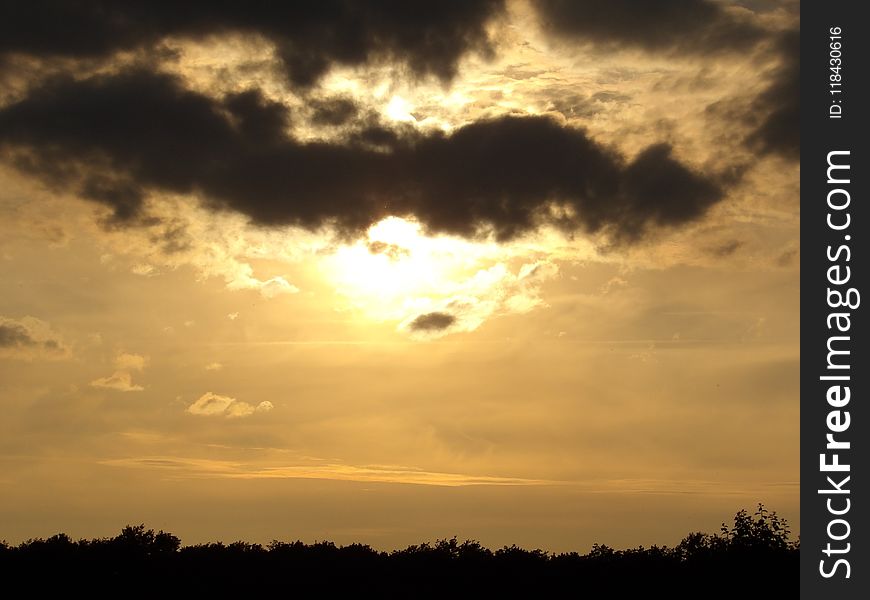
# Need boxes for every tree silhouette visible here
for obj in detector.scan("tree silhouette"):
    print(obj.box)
[720,503,793,552]
[0,505,797,598]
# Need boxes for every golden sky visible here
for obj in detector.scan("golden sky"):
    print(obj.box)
[0,0,799,550]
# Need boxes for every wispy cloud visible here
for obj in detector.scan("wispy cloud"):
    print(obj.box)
[100,456,797,495]
[101,456,549,487]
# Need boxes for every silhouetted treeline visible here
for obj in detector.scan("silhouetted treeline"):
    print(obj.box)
[0,504,797,597]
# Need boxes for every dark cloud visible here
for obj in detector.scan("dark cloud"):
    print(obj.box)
[0,70,724,241]
[707,239,743,257]
[310,97,360,127]
[408,312,457,332]
[0,0,505,86]
[703,29,799,161]
[534,0,764,54]
[0,317,66,356]
[394,120,723,242]
[150,221,192,254]
[746,30,799,160]
[0,323,35,348]
[776,248,798,267]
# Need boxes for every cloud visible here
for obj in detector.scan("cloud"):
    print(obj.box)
[702,29,799,162]
[533,0,765,55]
[187,392,234,416]
[397,259,560,339]
[0,320,44,346]
[0,315,68,359]
[131,263,156,276]
[310,97,360,127]
[228,274,299,298]
[599,276,629,295]
[408,312,457,333]
[0,1,505,86]
[89,351,147,391]
[707,239,743,258]
[745,30,799,160]
[115,352,148,371]
[225,401,257,418]
[776,248,798,268]
[102,456,546,487]
[0,70,724,243]
[204,362,223,371]
[89,371,144,392]
[187,392,272,418]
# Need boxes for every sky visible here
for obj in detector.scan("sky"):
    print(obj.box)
[0,0,799,551]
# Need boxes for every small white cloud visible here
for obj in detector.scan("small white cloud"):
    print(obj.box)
[258,276,300,298]
[226,271,299,299]
[187,392,269,418]
[115,352,148,371]
[131,263,156,276]
[90,371,144,392]
[204,362,223,371]
[600,276,629,295]
[187,392,234,415]
[225,402,255,418]
[227,312,239,321]
[90,351,148,391]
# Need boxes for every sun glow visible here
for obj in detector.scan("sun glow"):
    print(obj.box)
[327,217,478,313]
[324,217,558,335]
[385,95,416,122]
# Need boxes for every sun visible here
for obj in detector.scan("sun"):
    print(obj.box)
[326,218,456,312]
[324,217,496,321]
[322,217,559,336]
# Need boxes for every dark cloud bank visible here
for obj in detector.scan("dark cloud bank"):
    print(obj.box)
[534,0,765,54]
[0,70,723,241]
[0,0,505,86]
[533,0,799,160]
[747,30,800,160]
[0,1,797,243]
